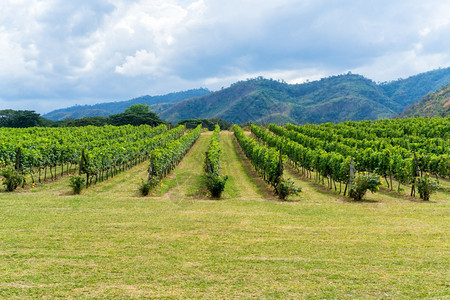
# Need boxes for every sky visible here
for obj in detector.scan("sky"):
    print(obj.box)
[1,0,450,114]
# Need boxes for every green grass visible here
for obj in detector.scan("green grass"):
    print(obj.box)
[0,132,449,298]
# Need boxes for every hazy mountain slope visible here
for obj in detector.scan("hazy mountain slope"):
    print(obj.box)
[401,84,450,118]
[161,74,397,124]
[42,67,450,124]
[380,67,450,112]
[160,68,450,124]
[288,74,398,123]
[158,81,257,122]
[43,88,211,121]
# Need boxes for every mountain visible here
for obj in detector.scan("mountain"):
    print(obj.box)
[43,88,211,121]
[159,68,450,124]
[159,74,397,124]
[401,84,450,118]
[380,67,450,112]
[43,67,450,124]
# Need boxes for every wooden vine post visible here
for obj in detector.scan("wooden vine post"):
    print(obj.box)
[79,148,89,188]
[148,154,155,183]
[15,147,21,172]
[344,156,355,196]
[205,152,212,173]
[278,149,283,186]
[349,157,355,184]
[79,149,84,175]
[411,152,420,197]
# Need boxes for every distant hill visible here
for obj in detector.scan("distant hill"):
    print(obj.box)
[401,84,450,118]
[160,74,397,124]
[43,88,211,121]
[380,67,450,112]
[160,68,450,124]
[43,67,450,124]
[159,69,449,124]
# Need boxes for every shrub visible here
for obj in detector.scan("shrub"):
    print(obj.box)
[205,173,228,198]
[138,177,152,196]
[416,174,439,201]
[277,177,302,200]
[69,175,85,194]
[349,172,382,201]
[1,167,24,192]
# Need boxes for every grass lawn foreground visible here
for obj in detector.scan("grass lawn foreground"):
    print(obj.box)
[0,131,449,298]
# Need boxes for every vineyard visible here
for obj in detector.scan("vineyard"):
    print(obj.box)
[0,118,449,298]
[0,124,203,193]
[1,124,167,182]
[0,117,448,199]
[247,117,449,200]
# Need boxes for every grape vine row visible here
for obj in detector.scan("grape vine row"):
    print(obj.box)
[148,125,202,186]
[233,125,282,190]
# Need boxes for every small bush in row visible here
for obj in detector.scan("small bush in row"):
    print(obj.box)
[1,167,24,192]
[349,172,382,201]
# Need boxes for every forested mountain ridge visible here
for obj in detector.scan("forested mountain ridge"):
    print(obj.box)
[159,74,392,123]
[160,68,450,124]
[43,88,211,121]
[380,67,450,111]
[43,67,450,124]
[160,68,450,123]
[401,84,450,118]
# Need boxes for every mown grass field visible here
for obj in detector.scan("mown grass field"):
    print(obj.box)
[0,131,449,298]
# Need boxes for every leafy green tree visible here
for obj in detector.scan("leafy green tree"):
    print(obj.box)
[65,117,109,127]
[108,104,165,126]
[0,109,42,128]
[178,119,215,130]
[124,104,151,114]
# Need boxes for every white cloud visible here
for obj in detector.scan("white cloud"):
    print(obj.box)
[1,0,450,113]
[115,50,162,76]
[352,47,449,82]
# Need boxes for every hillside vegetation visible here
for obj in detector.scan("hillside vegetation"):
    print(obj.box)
[402,84,450,118]
[43,88,211,121]
[161,68,450,124]
[43,67,450,124]
[381,67,450,110]
[160,68,450,124]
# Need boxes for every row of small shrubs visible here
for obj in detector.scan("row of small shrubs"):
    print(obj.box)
[0,167,86,195]
[58,165,442,200]
[348,172,439,201]
[0,166,86,194]
[9,168,438,202]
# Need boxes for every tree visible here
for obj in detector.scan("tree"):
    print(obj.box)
[0,109,42,128]
[124,104,151,114]
[108,104,165,126]
[65,117,109,127]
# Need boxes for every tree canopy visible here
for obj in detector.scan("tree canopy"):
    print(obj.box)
[124,103,151,114]
[0,104,166,128]
[0,110,44,128]
[108,104,165,126]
